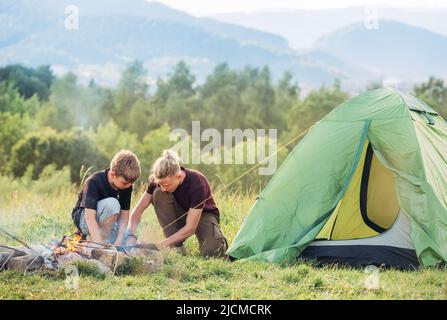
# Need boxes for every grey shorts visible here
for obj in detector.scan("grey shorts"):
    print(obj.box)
[79,197,121,243]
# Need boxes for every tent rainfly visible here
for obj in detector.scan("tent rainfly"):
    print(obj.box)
[227,88,447,269]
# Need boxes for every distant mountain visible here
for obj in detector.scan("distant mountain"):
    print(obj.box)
[212,6,447,49]
[315,20,447,79]
[2,1,445,91]
[0,0,290,50]
[213,7,447,89]
[1,0,342,87]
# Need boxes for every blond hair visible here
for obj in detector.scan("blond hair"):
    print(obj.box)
[151,150,181,179]
[110,150,141,183]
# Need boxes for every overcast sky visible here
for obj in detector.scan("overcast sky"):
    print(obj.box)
[149,0,447,15]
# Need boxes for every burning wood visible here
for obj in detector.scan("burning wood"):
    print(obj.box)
[53,234,89,258]
[1,234,164,276]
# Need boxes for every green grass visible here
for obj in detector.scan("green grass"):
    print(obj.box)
[0,184,446,300]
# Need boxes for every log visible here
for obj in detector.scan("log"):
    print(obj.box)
[6,254,44,273]
[0,253,15,269]
[0,247,27,268]
[0,246,27,257]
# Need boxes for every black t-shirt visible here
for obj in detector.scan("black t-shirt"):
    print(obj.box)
[74,169,132,211]
[146,167,220,219]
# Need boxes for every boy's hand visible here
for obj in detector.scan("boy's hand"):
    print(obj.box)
[127,234,138,245]
[113,238,123,246]
[156,240,168,250]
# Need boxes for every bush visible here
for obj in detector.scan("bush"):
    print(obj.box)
[9,127,107,183]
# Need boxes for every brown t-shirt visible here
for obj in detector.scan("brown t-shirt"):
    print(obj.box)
[146,167,220,220]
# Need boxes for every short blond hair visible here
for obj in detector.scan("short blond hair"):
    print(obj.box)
[151,150,181,179]
[110,150,141,183]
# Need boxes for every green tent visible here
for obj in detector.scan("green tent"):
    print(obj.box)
[227,88,447,269]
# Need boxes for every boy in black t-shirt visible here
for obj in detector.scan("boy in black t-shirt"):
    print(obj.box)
[72,150,141,245]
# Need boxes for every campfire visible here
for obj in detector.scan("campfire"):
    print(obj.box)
[1,231,164,276]
[53,233,89,258]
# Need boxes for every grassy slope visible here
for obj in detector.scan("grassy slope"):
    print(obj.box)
[0,183,446,300]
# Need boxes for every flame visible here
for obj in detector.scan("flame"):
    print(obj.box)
[53,234,84,256]
[66,234,82,252]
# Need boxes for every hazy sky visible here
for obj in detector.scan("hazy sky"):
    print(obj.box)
[150,0,447,15]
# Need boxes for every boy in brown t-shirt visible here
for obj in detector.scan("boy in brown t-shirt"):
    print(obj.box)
[128,150,227,257]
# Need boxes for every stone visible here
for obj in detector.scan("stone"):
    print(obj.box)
[91,248,128,270]
[57,252,89,268]
[126,248,164,273]
[62,258,111,276]
[88,259,111,275]
[6,254,44,273]
[135,243,159,251]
